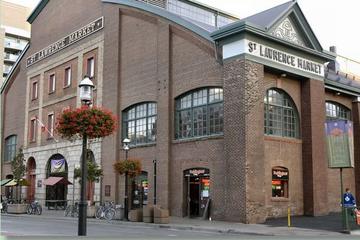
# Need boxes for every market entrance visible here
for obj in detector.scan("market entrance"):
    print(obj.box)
[184,168,210,218]
[45,154,69,209]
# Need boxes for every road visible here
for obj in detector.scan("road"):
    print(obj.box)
[0,215,246,238]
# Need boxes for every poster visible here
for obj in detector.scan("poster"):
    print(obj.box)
[51,158,66,173]
[325,120,354,168]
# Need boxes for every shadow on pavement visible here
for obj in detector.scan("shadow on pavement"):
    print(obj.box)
[264,212,360,232]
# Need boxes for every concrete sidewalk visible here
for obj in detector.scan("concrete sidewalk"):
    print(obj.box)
[2,209,360,237]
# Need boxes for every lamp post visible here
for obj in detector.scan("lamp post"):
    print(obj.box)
[72,163,80,217]
[78,76,94,236]
[123,138,130,221]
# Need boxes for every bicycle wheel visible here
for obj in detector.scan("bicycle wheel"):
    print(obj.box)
[104,208,115,221]
[95,207,103,219]
[64,205,71,216]
[36,205,42,215]
[26,205,32,215]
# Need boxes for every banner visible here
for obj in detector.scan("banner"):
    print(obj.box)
[325,120,354,168]
[51,159,66,173]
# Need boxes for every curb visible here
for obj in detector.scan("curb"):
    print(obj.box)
[1,213,272,236]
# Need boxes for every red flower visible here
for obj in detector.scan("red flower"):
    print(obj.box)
[56,107,118,140]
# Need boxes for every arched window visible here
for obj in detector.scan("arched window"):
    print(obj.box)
[123,102,157,145]
[4,135,17,162]
[264,89,299,138]
[325,101,351,121]
[272,166,289,198]
[175,88,223,139]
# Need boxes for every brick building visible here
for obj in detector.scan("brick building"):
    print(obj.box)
[1,0,359,223]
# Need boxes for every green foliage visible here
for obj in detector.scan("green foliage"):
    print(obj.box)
[113,158,142,178]
[11,147,26,181]
[74,160,103,183]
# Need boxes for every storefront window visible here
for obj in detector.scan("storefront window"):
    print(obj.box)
[175,88,223,139]
[264,88,299,138]
[123,103,157,145]
[325,101,351,121]
[131,172,148,209]
[272,167,289,198]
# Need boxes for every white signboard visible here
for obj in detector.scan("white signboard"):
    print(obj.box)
[223,39,323,77]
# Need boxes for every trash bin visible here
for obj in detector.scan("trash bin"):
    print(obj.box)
[115,205,124,220]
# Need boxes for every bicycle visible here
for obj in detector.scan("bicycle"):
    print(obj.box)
[103,204,123,221]
[26,201,42,215]
[64,202,79,217]
[95,201,116,220]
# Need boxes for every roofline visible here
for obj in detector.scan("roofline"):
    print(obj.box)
[103,0,213,42]
[324,80,360,96]
[186,0,239,19]
[27,0,49,24]
[1,44,30,94]
[211,21,335,62]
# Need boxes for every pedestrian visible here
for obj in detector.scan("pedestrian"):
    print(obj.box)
[343,188,356,208]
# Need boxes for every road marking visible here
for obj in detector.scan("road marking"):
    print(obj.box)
[167,234,177,237]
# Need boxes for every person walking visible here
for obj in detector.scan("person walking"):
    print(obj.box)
[343,188,356,208]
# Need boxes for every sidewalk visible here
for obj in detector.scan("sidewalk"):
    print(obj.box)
[2,209,360,237]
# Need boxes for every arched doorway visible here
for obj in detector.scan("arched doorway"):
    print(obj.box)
[45,154,69,208]
[184,168,210,218]
[26,157,36,202]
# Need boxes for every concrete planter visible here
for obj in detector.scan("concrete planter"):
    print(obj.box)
[154,206,169,224]
[87,206,96,218]
[7,204,28,214]
[143,205,154,223]
[128,209,143,222]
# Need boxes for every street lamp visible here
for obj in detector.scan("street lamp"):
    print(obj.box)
[78,76,94,236]
[123,138,130,220]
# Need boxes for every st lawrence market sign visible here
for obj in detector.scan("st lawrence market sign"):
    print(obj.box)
[26,17,104,67]
[222,39,323,78]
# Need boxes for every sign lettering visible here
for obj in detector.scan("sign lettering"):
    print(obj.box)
[26,17,104,67]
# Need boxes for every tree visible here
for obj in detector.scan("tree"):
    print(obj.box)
[11,147,26,203]
[74,155,103,205]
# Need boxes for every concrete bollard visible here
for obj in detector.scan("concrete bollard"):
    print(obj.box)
[128,209,143,222]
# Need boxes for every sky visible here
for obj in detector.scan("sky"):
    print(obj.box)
[6,0,360,72]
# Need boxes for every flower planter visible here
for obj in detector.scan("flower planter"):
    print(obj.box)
[7,204,28,214]
[129,209,143,222]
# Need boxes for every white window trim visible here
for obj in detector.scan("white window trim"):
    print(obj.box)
[47,113,55,138]
[32,81,38,100]
[64,66,71,88]
[88,57,95,78]
[30,118,37,142]
[49,74,56,93]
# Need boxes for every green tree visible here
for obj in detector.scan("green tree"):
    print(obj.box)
[11,147,26,203]
[74,157,103,204]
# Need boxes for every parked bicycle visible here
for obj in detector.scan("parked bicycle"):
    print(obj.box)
[64,202,79,217]
[103,204,123,221]
[95,201,119,221]
[26,201,42,215]
[1,199,14,213]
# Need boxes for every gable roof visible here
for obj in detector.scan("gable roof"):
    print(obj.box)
[241,1,294,30]
[237,0,322,51]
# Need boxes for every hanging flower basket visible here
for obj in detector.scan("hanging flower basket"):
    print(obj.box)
[113,158,142,178]
[56,106,117,140]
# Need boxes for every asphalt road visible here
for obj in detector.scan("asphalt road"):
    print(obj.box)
[0,215,245,239]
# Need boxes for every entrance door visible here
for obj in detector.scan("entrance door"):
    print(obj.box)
[184,168,210,218]
[189,177,200,216]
